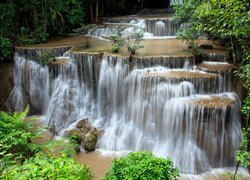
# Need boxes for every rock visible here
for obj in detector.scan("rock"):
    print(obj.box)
[76,118,90,128]
[96,128,104,138]
[66,128,83,143]
[83,129,98,152]
[76,118,92,137]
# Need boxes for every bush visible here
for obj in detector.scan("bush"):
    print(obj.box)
[126,29,144,55]
[1,154,90,180]
[105,151,180,180]
[0,108,41,170]
[236,127,250,167]
[111,44,120,53]
[0,36,13,60]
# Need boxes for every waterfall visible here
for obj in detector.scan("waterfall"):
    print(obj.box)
[6,52,50,114]
[7,46,242,174]
[90,17,180,38]
[170,0,184,5]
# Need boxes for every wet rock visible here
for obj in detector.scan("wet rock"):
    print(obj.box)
[76,118,92,137]
[67,128,83,143]
[96,128,104,138]
[83,129,98,152]
[76,118,90,128]
[65,119,103,152]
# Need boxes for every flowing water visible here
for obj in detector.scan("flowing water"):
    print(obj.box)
[89,16,180,38]
[5,14,247,178]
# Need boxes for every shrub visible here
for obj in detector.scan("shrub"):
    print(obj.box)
[0,108,41,170]
[37,49,55,66]
[105,151,180,180]
[236,127,250,167]
[111,44,120,53]
[73,24,99,47]
[126,29,144,55]
[1,154,91,180]
[0,36,12,60]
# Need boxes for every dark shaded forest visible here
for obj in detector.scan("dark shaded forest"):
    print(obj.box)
[0,0,170,60]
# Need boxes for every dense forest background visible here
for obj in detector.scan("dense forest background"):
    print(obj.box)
[0,0,170,61]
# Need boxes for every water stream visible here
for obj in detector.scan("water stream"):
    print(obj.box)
[6,14,246,177]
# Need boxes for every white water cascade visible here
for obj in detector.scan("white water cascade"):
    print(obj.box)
[88,17,180,38]
[7,47,242,174]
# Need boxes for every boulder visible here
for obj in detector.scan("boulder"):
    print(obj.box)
[76,118,92,137]
[76,118,90,128]
[66,128,83,143]
[83,129,98,152]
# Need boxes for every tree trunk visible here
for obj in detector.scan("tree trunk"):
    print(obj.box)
[95,0,99,23]
[90,2,94,23]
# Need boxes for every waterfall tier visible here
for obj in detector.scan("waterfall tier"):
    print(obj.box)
[143,69,220,94]
[89,16,180,38]
[7,45,242,174]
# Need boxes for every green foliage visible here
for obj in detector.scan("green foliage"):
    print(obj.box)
[0,108,41,170]
[195,0,250,39]
[173,0,202,55]
[105,151,180,180]
[0,36,12,60]
[37,49,55,66]
[126,29,144,55]
[1,154,90,180]
[73,24,99,47]
[0,0,86,59]
[223,172,244,180]
[0,3,17,39]
[236,127,250,167]
[97,48,104,57]
[18,27,49,45]
[111,44,121,53]
[39,139,78,158]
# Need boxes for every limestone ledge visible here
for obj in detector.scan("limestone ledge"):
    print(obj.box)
[144,70,218,79]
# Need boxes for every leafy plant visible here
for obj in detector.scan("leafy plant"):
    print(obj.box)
[37,49,55,66]
[236,127,250,167]
[97,48,104,57]
[0,107,41,171]
[125,29,144,56]
[1,154,91,180]
[73,24,99,47]
[111,44,120,53]
[0,36,13,61]
[173,0,203,56]
[40,138,80,157]
[18,26,49,45]
[105,151,179,180]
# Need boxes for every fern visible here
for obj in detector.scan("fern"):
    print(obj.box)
[0,107,41,171]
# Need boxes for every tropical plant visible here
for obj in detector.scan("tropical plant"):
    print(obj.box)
[37,49,56,66]
[194,0,250,64]
[236,127,250,167]
[1,154,91,180]
[0,36,13,61]
[73,24,99,47]
[125,29,144,56]
[173,0,202,56]
[0,107,41,171]
[105,151,180,180]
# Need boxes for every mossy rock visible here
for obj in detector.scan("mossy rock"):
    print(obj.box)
[67,128,83,144]
[83,130,98,152]
[76,118,90,128]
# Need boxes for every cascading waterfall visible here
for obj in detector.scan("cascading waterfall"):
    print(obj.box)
[7,44,242,174]
[6,52,50,114]
[89,17,180,38]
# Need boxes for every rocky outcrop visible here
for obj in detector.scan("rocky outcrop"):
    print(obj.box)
[65,118,103,152]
